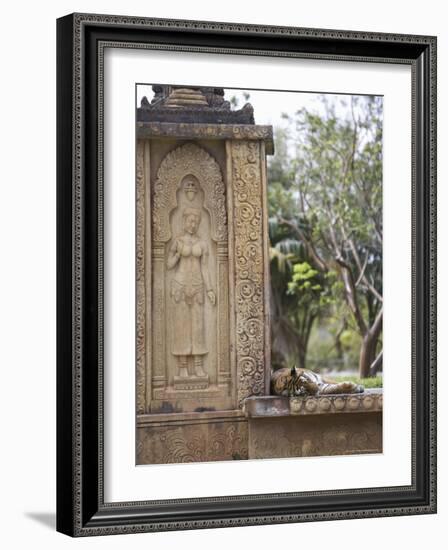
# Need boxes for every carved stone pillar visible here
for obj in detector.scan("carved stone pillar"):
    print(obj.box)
[228,140,272,407]
[135,86,273,463]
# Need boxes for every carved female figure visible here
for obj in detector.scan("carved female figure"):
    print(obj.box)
[167,207,216,378]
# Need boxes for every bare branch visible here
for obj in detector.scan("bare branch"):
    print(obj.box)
[347,238,383,303]
[370,349,383,375]
[355,253,369,287]
[338,264,368,336]
[370,306,383,341]
[327,224,368,335]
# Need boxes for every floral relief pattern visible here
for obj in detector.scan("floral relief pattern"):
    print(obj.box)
[137,422,248,464]
[152,142,227,243]
[136,141,146,414]
[232,141,266,406]
[139,121,273,142]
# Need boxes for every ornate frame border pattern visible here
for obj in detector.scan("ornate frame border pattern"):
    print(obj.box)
[56,13,437,537]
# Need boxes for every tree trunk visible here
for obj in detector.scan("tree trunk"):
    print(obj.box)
[297,346,306,370]
[358,332,379,378]
[359,307,383,378]
[371,349,383,375]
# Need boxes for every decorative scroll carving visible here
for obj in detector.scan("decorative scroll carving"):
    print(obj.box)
[136,141,146,414]
[231,141,266,406]
[244,392,383,418]
[160,424,247,463]
[290,392,383,415]
[152,245,165,386]
[153,142,227,242]
[217,243,230,385]
[137,420,248,464]
[137,122,274,153]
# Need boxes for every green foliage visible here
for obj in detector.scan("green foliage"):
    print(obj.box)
[292,98,382,270]
[288,262,320,292]
[330,375,383,389]
[340,328,361,350]
[268,95,383,375]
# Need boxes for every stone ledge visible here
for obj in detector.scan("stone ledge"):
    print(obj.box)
[137,122,274,154]
[244,390,383,418]
[137,409,245,428]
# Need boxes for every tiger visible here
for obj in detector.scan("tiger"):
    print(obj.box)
[270,365,364,397]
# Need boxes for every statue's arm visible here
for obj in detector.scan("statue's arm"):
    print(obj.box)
[201,244,212,290]
[201,244,216,305]
[166,239,180,269]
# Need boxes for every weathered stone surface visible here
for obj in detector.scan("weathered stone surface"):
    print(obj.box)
[244,390,383,417]
[247,413,382,459]
[136,122,274,154]
[138,139,235,414]
[137,411,248,464]
[137,85,255,124]
[136,132,272,419]
[230,140,270,407]
[245,391,383,459]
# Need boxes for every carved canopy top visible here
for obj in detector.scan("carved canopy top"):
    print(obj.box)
[138,85,255,124]
[153,142,227,242]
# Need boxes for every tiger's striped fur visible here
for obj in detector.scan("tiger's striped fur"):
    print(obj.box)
[270,366,364,397]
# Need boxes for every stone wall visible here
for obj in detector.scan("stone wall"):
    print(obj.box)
[244,391,382,459]
[137,411,248,464]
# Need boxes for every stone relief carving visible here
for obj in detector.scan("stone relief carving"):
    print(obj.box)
[244,392,382,418]
[152,142,227,242]
[137,122,274,152]
[290,392,383,415]
[231,141,266,406]
[150,143,230,400]
[137,421,248,464]
[136,140,146,414]
[138,138,271,412]
[167,205,216,380]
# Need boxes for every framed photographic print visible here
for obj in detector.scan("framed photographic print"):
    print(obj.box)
[56,13,437,536]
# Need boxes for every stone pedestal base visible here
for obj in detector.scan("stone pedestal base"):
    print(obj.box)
[173,375,209,391]
[137,391,383,464]
[136,410,248,464]
[244,391,383,459]
[150,384,233,413]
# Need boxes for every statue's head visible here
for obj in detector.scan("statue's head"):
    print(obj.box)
[181,174,199,202]
[183,207,201,235]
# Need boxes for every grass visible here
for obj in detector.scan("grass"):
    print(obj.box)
[330,375,383,389]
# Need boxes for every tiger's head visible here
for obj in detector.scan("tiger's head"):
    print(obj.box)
[289,366,320,396]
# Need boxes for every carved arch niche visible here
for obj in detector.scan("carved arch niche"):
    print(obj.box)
[149,142,232,412]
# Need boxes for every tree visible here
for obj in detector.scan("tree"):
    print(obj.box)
[275,95,383,378]
[267,127,337,371]
[268,128,312,369]
[285,261,339,370]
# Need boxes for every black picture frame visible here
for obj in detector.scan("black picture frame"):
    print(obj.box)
[56,13,437,536]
